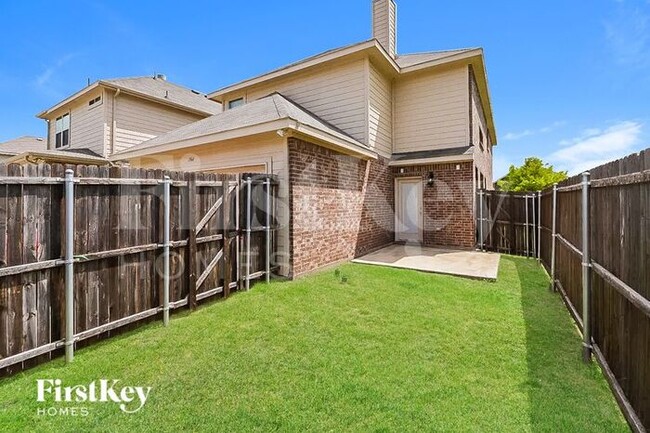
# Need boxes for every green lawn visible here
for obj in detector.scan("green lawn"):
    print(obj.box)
[0,256,628,432]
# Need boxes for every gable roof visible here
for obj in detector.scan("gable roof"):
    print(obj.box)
[209,40,398,100]
[0,136,46,156]
[111,93,375,160]
[38,76,221,118]
[102,77,222,115]
[395,48,478,68]
[207,40,496,145]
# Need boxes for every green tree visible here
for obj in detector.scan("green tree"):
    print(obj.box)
[497,157,568,192]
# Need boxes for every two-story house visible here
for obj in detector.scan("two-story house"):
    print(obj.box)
[30,75,221,164]
[112,0,497,278]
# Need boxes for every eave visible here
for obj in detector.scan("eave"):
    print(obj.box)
[37,82,216,120]
[110,118,377,162]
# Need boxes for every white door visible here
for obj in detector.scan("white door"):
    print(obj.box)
[395,178,422,243]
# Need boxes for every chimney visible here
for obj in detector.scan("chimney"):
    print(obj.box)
[372,0,397,58]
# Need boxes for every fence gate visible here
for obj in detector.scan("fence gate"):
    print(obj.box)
[0,164,279,375]
[476,190,541,258]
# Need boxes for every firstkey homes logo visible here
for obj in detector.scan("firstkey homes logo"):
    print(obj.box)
[36,379,152,416]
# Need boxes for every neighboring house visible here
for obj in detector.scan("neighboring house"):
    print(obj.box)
[0,136,46,161]
[35,75,221,160]
[111,0,497,278]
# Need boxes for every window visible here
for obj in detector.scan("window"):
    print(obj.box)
[479,128,485,152]
[228,98,244,109]
[88,95,102,108]
[55,113,70,148]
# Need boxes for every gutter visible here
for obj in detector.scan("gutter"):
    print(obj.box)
[111,89,121,155]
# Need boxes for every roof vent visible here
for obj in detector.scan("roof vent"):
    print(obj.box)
[164,90,169,99]
[155,73,167,81]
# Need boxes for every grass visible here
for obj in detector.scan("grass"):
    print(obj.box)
[0,256,628,432]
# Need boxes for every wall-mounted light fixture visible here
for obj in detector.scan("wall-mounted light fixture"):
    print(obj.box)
[427,172,435,187]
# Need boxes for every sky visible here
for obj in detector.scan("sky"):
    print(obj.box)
[0,0,648,177]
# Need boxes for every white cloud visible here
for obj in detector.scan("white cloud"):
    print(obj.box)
[34,53,76,88]
[548,121,644,174]
[503,121,566,141]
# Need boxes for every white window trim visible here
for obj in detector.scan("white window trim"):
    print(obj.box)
[227,97,245,110]
[54,112,71,149]
[88,95,103,110]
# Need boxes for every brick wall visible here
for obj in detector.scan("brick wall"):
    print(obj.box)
[470,66,494,189]
[393,162,475,248]
[288,138,394,277]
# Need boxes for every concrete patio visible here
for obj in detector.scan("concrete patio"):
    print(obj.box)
[352,244,501,280]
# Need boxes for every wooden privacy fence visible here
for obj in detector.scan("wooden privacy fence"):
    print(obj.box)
[479,148,650,432]
[476,190,541,257]
[0,163,279,374]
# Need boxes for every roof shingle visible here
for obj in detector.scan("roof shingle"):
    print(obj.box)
[396,48,477,68]
[0,136,46,156]
[102,76,221,115]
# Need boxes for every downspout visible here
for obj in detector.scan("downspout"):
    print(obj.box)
[111,89,121,156]
[46,119,51,150]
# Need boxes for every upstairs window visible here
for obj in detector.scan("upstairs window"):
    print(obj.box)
[228,98,244,109]
[479,128,485,152]
[55,113,70,148]
[88,95,102,108]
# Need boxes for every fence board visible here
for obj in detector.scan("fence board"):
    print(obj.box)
[0,163,278,376]
[485,148,650,431]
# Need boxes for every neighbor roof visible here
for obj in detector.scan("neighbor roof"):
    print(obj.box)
[4,149,110,165]
[0,136,46,156]
[38,76,221,118]
[112,93,375,160]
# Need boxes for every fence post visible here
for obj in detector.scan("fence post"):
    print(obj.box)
[532,193,537,259]
[581,172,592,362]
[478,189,485,251]
[265,176,271,283]
[64,169,75,363]
[162,175,171,327]
[524,195,529,257]
[550,184,558,291]
[245,176,252,291]
[187,173,197,311]
[537,191,542,262]
[235,178,241,290]
[222,177,232,298]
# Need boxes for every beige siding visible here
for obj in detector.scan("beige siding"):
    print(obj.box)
[234,59,368,144]
[373,0,396,57]
[112,94,204,154]
[394,66,469,153]
[48,88,106,156]
[128,134,291,277]
[368,61,392,157]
